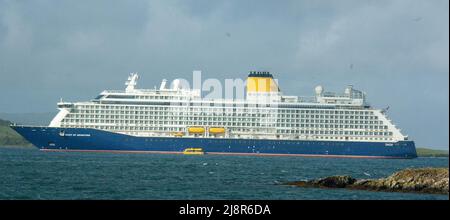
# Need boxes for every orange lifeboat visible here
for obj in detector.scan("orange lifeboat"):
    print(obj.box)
[188,127,205,134]
[209,127,225,134]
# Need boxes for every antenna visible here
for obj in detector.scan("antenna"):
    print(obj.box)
[160,79,168,90]
[125,72,139,93]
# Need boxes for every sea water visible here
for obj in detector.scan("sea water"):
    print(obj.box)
[0,147,448,200]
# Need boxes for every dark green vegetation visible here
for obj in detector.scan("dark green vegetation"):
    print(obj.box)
[416,148,449,157]
[0,119,31,146]
[286,168,449,195]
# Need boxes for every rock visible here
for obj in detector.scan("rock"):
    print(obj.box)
[314,176,356,188]
[352,168,449,194]
[286,175,356,188]
[285,168,449,195]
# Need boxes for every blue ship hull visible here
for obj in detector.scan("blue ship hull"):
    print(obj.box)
[11,126,417,159]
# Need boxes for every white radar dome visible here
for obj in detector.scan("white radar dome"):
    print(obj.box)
[315,85,324,96]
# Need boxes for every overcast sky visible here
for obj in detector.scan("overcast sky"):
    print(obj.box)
[0,0,448,149]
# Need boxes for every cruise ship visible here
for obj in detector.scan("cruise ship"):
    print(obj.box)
[11,71,417,158]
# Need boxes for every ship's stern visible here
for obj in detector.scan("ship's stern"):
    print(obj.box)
[406,141,418,158]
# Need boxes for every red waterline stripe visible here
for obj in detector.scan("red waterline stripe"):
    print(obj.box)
[206,152,400,159]
[41,149,183,155]
[40,149,402,159]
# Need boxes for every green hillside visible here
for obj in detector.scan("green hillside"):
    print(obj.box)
[416,148,449,157]
[0,119,31,146]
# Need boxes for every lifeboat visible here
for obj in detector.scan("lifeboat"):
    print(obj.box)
[188,127,205,134]
[209,127,225,134]
[172,132,185,137]
[183,148,205,155]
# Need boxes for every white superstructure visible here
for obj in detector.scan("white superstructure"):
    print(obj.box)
[50,72,408,143]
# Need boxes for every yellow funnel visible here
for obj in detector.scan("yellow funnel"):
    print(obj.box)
[246,71,280,93]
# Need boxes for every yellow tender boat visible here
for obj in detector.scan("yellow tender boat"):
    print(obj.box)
[182,148,205,155]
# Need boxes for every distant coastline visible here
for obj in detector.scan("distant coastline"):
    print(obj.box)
[415,148,449,158]
[0,119,31,147]
[1,117,448,157]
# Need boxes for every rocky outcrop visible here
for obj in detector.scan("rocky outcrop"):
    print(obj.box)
[287,176,356,188]
[286,168,449,195]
